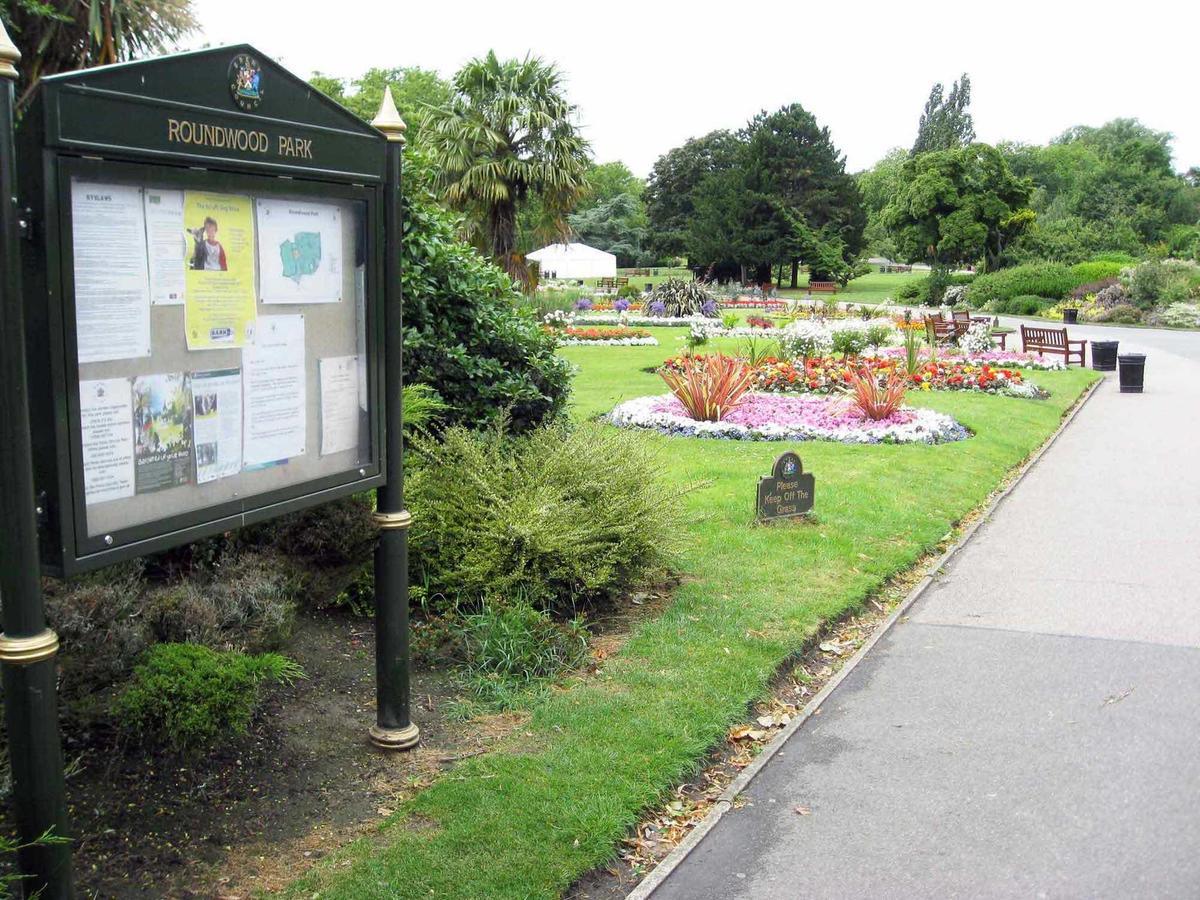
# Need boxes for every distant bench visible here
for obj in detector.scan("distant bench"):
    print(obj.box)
[597,276,629,290]
[1021,324,1087,366]
[879,264,912,273]
[807,281,839,293]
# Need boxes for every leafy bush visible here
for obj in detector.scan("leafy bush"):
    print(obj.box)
[645,278,718,317]
[247,494,376,567]
[113,644,303,754]
[402,150,572,432]
[660,354,754,421]
[1096,304,1143,324]
[831,326,869,357]
[1070,261,1125,284]
[994,295,1053,316]
[617,282,641,300]
[1123,259,1200,309]
[1094,281,1130,308]
[1091,251,1139,265]
[865,323,893,350]
[1070,277,1119,302]
[1147,303,1200,328]
[895,272,974,303]
[406,422,686,616]
[965,263,1076,309]
[459,598,588,689]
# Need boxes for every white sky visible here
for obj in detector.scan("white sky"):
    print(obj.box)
[191,0,1199,177]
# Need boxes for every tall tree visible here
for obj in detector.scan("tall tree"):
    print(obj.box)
[912,73,975,155]
[2,0,196,110]
[568,193,648,267]
[423,51,590,285]
[644,130,740,261]
[309,67,451,147]
[881,143,1033,297]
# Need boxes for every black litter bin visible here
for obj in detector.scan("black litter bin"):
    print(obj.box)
[1092,340,1119,371]
[1062,308,1079,324]
[1118,353,1146,393]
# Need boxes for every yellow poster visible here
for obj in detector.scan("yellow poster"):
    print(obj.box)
[183,191,257,350]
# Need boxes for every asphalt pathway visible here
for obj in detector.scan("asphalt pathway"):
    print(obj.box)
[649,322,1200,899]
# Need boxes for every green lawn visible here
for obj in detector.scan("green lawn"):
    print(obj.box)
[290,339,1098,899]
[778,269,926,305]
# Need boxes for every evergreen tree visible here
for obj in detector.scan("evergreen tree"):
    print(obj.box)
[912,73,975,155]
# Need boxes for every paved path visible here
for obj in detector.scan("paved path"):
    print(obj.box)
[649,323,1200,899]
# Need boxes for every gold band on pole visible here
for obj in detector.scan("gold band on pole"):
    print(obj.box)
[0,629,59,665]
[373,509,413,530]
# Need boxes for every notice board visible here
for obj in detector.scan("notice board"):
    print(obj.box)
[19,45,389,574]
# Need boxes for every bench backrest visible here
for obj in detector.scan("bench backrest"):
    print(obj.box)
[1021,325,1068,348]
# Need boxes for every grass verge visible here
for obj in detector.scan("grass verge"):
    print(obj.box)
[287,340,1099,899]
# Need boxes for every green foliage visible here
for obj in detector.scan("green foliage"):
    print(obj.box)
[895,272,974,303]
[1003,119,1200,258]
[648,105,864,282]
[406,422,686,616]
[1124,259,1200,308]
[423,52,591,282]
[401,383,450,433]
[965,263,1077,308]
[644,130,741,260]
[402,150,573,431]
[831,327,869,357]
[1069,260,1125,284]
[912,73,975,155]
[994,295,1053,316]
[113,644,304,754]
[459,598,589,701]
[0,826,71,898]
[4,0,197,111]
[308,67,451,146]
[881,144,1034,273]
[568,193,649,267]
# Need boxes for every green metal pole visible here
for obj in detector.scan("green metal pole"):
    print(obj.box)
[367,88,418,751]
[0,23,75,899]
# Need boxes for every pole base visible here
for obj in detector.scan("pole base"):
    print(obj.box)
[369,722,420,751]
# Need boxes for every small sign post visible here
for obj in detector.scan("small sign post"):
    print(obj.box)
[756,451,815,522]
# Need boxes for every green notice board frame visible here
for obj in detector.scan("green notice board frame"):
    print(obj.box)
[18,45,390,575]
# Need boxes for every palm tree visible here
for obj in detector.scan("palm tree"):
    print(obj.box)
[2,0,197,110]
[423,51,590,285]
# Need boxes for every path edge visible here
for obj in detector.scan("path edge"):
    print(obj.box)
[625,372,1106,900]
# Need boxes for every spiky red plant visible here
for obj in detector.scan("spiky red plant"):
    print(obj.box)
[846,367,908,420]
[659,354,754,422]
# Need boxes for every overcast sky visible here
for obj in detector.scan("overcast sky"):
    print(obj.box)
[191,0,1198,178]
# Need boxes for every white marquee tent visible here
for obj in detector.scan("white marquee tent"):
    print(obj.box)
[527,242,617,280]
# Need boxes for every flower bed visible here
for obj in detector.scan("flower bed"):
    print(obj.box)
[554,325,658,346]
[609,393,968,445]
[574,313,713,327]
[662,355,1046,399]
[877,347,1066,370]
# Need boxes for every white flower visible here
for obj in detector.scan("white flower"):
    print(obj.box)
[959,322,995,354]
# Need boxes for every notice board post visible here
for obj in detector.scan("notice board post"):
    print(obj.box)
[368,90,419,750]
[0,22,75,898]
[7,42,422,891]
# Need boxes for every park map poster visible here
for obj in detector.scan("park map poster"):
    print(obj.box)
[132,373,194,493]
[183,191,257,350]
[256,198,343,304]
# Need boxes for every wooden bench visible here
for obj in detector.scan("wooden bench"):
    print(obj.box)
[924,315,959,345]
[1021,324,1087,366]
[808,281,838,293]
[596,276,629,291]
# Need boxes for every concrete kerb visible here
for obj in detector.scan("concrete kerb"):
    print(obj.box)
[625,372,1106,900]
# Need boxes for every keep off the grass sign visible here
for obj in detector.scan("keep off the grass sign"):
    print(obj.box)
[756,451,814,522]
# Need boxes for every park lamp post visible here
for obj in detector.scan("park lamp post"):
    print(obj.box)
[367,88,419,751]
[0,18,76,899]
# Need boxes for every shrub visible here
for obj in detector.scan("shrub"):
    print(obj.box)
[831,326,869,358]
[896,278,924,300]
[407,423,685,616]
[1070,278,1119,302]
[965,263,1076,309]
[994,295,1053,316]
[1094,282,1130,308]
[1091,251,1139,265]
[401,150,572,433]
[865,323,893,350]
[1123,259,1200,309]
[247,494,376,566]
[646,279,718,317]
[1147,303,1200,328]
[846,369,907,420]
[617,282,641,300]
[113,644,304,754]
[896,272,974,303]
[659,354,753,422]
[1096,304,1142,324]
[1070,261,1125,284]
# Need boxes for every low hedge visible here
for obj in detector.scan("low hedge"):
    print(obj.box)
[965,264,1076,308]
